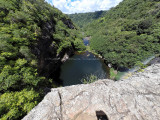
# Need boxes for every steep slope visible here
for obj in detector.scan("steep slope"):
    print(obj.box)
[68,10,107,28]
[84,0,160,69]
[0,0,85,119]
[23,63,160,120]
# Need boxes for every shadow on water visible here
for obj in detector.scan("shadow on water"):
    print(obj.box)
[96,111,109,120]
[53,66,64,85]
[59,51,109,86]
[58,38,109,86]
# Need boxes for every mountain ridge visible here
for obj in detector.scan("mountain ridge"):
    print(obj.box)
[67,10,107,28]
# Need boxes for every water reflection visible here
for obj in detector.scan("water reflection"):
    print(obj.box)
[59,39,109,86]
[60,51,109,86]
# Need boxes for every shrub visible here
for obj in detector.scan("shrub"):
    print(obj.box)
[81,74,98,84]
[0,89,40,120]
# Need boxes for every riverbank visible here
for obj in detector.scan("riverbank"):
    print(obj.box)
[88,49,160,80]
[120,55,160,80]
[84,41,119,80]
[59,38,109,86]
[82,38,160,81]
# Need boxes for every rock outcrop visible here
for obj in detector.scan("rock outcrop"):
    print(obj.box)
[36,20,75,80]
[23,63,160,120]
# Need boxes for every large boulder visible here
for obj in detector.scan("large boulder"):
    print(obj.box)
[23,64,160,120]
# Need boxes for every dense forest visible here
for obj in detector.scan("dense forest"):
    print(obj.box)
[1,0,160,119]
[84,0,160,69]
[68,10,107,28]
[0,0,85,119]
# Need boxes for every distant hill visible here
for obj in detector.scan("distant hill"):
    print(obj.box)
[84,0,160,69]
[67,11,107,28]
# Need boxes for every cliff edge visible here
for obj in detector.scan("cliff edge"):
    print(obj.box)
[23,63,160,120]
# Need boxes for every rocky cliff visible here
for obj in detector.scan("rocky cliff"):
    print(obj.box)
[23,63,160,120]
[35,20,75,81]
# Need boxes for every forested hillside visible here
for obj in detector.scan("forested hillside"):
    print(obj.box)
[0,0,85,119]
[84,0,160,69]
[68,10,107,28]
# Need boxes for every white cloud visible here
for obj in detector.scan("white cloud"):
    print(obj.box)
[45,0,53,5]
[50,0,123,14]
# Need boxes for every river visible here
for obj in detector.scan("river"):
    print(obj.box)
[59,38,109,86]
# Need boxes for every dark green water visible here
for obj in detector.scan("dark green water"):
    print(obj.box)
[60,39,109,86]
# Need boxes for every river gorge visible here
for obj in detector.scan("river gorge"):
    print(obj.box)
[59,38,109,86]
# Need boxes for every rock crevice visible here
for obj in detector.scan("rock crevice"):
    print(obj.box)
[58,90,63,120]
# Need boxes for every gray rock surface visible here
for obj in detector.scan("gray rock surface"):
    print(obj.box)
[23,64,160,120]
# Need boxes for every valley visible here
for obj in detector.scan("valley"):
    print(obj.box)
[0,0,160,119]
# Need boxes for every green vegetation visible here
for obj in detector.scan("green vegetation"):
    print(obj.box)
[84,0,160,69]
[114,72,125,81]
[1,0,160,118]
[81,74,98,84]
[68,11,107,28]
[0,0,84,119]
[135,61,148,70]
[0,89,40,120]
[109,68,125,81]
[109,68,117,80]
[74,38,86,52]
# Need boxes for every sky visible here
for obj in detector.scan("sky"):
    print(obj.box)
[45,0,123,14]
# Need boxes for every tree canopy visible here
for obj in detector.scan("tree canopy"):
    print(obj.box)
[84,0,160,68]
[0,0,84,119]
[68,10,107,29]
